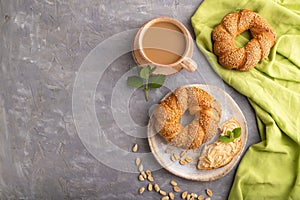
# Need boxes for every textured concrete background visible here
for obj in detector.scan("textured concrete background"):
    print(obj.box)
[0,0,260,199]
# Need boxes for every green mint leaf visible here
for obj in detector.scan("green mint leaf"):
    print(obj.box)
[229,131,234,140]
[226,130,232,136]
[219,136,232,143]
[149,66,157,74]
[149,74,166,88]
[127,76,144,88]
[128,65,166,102]
[145,87,149,101]
[139,65,151,80]
[233,127,242,138]
[137,67,143,74]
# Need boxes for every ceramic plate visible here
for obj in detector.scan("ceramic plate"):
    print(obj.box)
[148,84,248,181]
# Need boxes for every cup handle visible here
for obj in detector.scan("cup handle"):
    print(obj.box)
[180,57,197,72]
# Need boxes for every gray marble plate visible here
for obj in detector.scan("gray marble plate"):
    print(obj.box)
[148,84,248,181]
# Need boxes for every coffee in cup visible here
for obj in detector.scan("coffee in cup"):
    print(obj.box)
[133,17,197,75]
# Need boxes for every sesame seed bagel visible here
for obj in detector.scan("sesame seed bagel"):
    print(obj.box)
[212,9,276,71]
[153,86,222,150]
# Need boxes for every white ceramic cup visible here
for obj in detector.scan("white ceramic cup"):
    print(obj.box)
[132,17,197,75]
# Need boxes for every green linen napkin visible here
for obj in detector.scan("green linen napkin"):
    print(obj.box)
[191,0,300,199]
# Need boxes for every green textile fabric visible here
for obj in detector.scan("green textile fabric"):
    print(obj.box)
[191,0,300,199]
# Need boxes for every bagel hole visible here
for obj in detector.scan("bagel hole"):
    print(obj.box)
[235,30,252,48]
[180,110,195,126]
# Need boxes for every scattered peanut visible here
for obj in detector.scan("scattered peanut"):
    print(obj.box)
[169,192,175,200]
[185,157,193,163]
[173,185,181,193]
[154,183,160,192]
[171,154,177,162]
[182,191,188,199]
[162,196,169,200]
[206,189,213,197]
[135,157,141,166]
[191,193,197,198]
[138,174,144,181]
[141,171,147,179]
[173,152,180,160]
[135,149,212,200]
[159,190,167,196]
[132,144,138,152]
[187,194,191,200]
[147,175,154,182]
[180,151,187,158]
[165,147,173,153]
[139,187,145,194]
[138,164,144,172]
[179,159,187,165]
[147,183,153,191]
[145,170,152,177]
[170,180,177,186]
[197,195,204,200]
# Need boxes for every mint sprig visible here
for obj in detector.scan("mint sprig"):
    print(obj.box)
[219,127,241,143]
[127,65,166,102]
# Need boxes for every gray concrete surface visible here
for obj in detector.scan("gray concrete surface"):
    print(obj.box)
[0,0,260,199]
